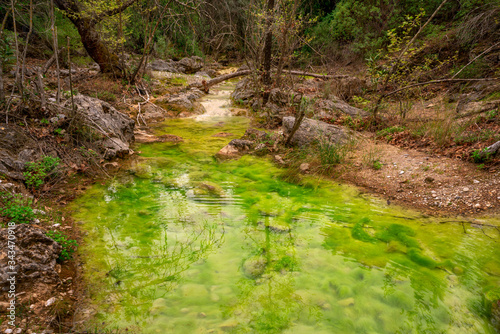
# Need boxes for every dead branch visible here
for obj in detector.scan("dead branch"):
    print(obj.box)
[383,77,500,98]
[452,41,500,79]
[35,68,46,110]
[42,47,65,75]
[189,70,252,91]
[454,100,500,119]
[285,93,305,146]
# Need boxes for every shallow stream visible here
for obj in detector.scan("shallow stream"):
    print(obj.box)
[72,82,500,333]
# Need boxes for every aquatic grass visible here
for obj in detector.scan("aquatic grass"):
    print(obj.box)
[71,109,500,333]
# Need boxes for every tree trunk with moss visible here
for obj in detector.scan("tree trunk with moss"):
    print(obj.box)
[54,0,138,76]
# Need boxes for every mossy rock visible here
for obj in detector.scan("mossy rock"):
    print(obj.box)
[242,255,267,279]
[192,181,224,197]
[261,220,291,233]
[148,157,177,169]
[161,177,177,187]
[129,163,153,179]
[189,171,210,181]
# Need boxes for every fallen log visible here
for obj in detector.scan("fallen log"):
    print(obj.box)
[190,70,252,92]
[189,69,351,92]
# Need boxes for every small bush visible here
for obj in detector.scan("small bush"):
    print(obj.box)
[316,138,351,168]
[471,148,492,163]
[96,91,117,102]
[0,192,34,224]
[372,159,383,170]
[376,126,405,139]
[23,156,61,191]
[46,230,78,262]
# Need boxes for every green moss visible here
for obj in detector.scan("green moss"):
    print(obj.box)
[352,219,377,243]
[407,248,438,269]
[70,103,500,333]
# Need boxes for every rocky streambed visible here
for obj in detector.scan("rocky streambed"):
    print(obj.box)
[69,80,500,333]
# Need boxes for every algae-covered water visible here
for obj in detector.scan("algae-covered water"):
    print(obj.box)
[72,85,500,333]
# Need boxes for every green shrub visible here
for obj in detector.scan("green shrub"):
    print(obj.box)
[23,156,61,191]
[372,159,383,170]
[0,34,16,71]
[376,126,405,138]
[316,138,352,168]
[96,91,117,102]
[471,148,492,163]
[0,192,34,224]
[46,230,78,262]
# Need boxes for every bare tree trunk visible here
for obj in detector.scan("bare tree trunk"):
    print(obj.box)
[67,37,75,118]
[285,93,305,146]
[190,70,252,91]
[261,0,275,104]
[190,69,349,91]
[20,0,33,89]
[0,66,4,102]
[130,0,172,84]
[11,0,21,95]
[50,0,61,104]
[0,8,11,102]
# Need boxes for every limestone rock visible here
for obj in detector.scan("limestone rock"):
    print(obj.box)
[282,116,350,147]
[177,56,204,74]
[67,95,135,159]
[315,98,369,118]
[215,139,255,160]
[230,78,257,103]
[0,124,39,179]
[300,163,310,172]
[0,224,62,292]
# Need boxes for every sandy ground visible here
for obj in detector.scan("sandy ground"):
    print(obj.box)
[337,133,500,216]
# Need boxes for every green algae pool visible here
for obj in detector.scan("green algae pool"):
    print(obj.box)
[72,88,500,334]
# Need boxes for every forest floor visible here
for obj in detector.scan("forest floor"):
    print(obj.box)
[334,133,499,216]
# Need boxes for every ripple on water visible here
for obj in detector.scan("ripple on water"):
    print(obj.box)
[71,87,500,333]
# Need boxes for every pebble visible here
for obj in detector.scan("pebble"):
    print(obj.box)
[463,187,470,192]
[399,170,404,175]
[299,163,310,172]
[45,297,57,307]
[473,180,479,184]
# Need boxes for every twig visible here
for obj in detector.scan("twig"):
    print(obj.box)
[383,77,500,98]
[452,41,500,79]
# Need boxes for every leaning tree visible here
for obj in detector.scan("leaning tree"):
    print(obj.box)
[53,0,139,75]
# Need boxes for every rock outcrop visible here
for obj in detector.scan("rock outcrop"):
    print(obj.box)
[315,98,369,118]
[68,95,135,159]
[282,116,350,147]
[215,139,255,160]
[150,56,204,74]
[0,224,62,292]
[0,125,38,180]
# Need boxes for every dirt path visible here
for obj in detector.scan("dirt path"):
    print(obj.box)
[339,133,500,216]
